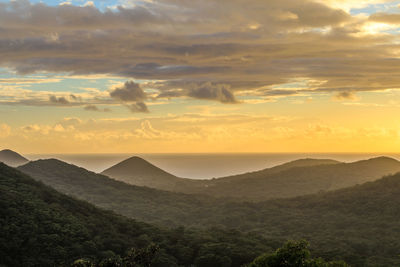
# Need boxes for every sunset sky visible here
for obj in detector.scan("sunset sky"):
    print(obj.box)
[2,0,400,153]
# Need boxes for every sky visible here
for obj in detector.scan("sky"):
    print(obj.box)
[1,0,400,153]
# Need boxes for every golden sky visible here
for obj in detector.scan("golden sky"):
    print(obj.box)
[1,0,400,153]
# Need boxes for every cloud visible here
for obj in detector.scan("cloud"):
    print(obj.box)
[0,84,114,107]
[187,83,238,103]
[369,12,400,24]
[156,82,238,103]
[0,78,62,84]
[21,121,77,135]
[333,91,358,100]
[110,81,149,112]
[133,120,163,139]
[84,104,111,112]
[0,124,11,138]
[109,81,147,102]
[70,94,82,102]
[61,117,82,126]
[126,102,149,113]
[83,1,95,7]
[49,95,70,105]
[314,0,392,11]
[0,0,398,105]
[21,124,53,135]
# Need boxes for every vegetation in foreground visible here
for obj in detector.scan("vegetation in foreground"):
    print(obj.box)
[71,241,349,267]
[0,162,351,267]
[18,158,400,266]
[0,163,271,266]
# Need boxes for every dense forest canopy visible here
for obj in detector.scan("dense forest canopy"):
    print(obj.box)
[0,163,274,266]
[101,156,400,201]
[16,158,400,266]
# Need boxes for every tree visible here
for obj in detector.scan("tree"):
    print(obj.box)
[72,244,160,267]
[248,240,349,267]
[123,243,160,267]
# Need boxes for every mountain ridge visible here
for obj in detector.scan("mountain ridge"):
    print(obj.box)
[15,157,400,266]
[100,155,400,201]
[18,158,219,227]
[1,162,271,267]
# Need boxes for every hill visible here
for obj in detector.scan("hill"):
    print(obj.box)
[0,149,29,167]
[18,158,400,266]
[238,158,341,177]
[0,162,271,267]
[101,156,196,192]
[18,159,219,227]
[202,172,400,266]
[198,156,400,200]
[102,156,400,201]
[101,157,342,196]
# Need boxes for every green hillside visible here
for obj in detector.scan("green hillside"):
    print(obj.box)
[101,157,341,197]
[0,162,273,267]
[18,159,216,227]
[101,156,400,201]
[18,159,400,266]
[199,156,400,200]
[194,172,400,266]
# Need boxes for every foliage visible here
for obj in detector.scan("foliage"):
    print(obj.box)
[17,158,400,266]
[101,156,400,201]
[195,157,400,201]
[72,243,159,267]
[0,163,272,267]
[248,240,349,267]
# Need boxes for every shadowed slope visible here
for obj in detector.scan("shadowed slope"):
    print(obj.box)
[101,157,341,195]
[101,156,400,201]
[0,149,29,167]
[16,157,400,266]
[18,159,217,227]
[199,156,400,200]
[186,171,400,266]
[1,162,270,267]
[101,156,197,191]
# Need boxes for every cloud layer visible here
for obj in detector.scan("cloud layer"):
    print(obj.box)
[1,0,400,107]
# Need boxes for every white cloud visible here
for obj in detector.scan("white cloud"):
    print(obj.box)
[0,124,11,138]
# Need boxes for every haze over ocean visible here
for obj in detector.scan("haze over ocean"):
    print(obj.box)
[27,153,400,179]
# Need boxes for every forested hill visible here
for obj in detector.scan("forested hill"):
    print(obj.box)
[199,172,400,266]
[219,158,341,179]
[197,156,400,200]
[0,162,272,267]
[18,158,218,227]
[100,156,400,201]
[17,158,400,266]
